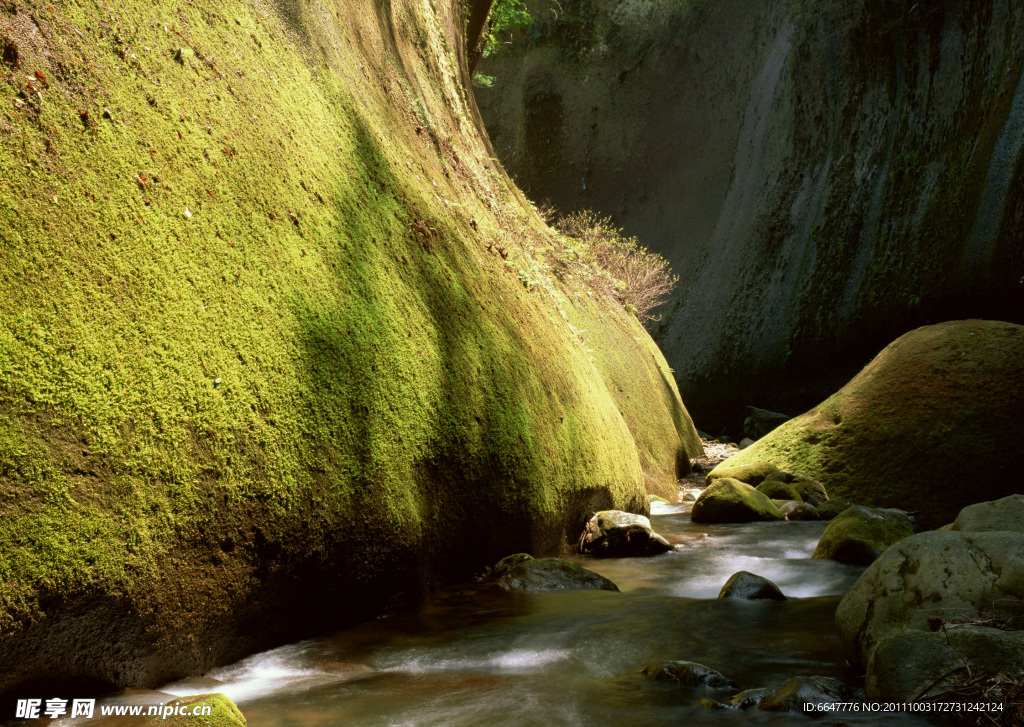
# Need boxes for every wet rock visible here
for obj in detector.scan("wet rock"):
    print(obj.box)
[835,530,1024,668]
[493,553,533,577]
[691,479,784,524]
[702,676,849,712]
[648,494,670,505]
[680,488,702,503]
[756,479,802,502]
[953,493,1024,534]
[718,571,787,601]
[743,406,792,440]
[867,625,1024,701]
[580,510,673,557]
[715,321,1024,529]
[706,461,778,487]
[815,497,855,520]
[779,500,819,521]
[812,506,914,565]
[495,558,619,593]
[642,660,739,689]
[738,437,755,449]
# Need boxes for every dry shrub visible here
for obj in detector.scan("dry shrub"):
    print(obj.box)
[554,210,677,321]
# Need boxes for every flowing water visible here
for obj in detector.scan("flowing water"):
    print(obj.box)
[93,503,938,726]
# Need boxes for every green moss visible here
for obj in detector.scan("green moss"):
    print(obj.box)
[0,0,698,683]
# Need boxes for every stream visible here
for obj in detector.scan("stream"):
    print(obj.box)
[96,502,938,726]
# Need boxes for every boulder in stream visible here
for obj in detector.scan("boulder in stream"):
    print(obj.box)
[953,493,1024,534]
[691,479,784,523]
[718,571,787,601]
[711,321,1024,529]
[495,558,619,593]
[705,461,778,487]
[835,530,1024,668]
[815,497,855,520]
[756,479,802,502]
[701,676,849,712]
[642,660,739,689]
[812,506,914,565]
[493,553,533,577]
[867,625,1024,701]
[788,476,829,508]
[779,500,819,521]
[580,510,673,557]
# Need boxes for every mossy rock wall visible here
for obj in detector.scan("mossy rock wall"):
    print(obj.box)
[0,0,697,694]
[721,320,1024,528]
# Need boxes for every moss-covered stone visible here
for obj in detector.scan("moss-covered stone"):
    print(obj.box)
[691,478,783,523]
[705,461,778,487]
[756,480,802,502]
[495,557,619,593]
[779,500,819,521]
[812,507,913,565]
[721,321,1024,528]
[788,476,828,507]
[151,694,246,727]
[816,497,855,520]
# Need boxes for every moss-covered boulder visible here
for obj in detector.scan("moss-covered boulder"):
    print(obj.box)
[0,0,701,695]
[756,480,802,502]
[836,530,1024,667]
[691,479,784,523]
[953,494,1024,534]
[642,660,739,689]
[715,321,1024,528]
[812,506,914,565]
[705,462,779,487]
[816,497,855,520]
[495,558,619,593]
[580,511,673,557]
[788,477,829,507]
[493,553,534,577]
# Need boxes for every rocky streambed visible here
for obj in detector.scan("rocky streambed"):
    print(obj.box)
[42,491,1004,726]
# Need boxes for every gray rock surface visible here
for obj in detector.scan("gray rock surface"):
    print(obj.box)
[835,530,1024,667]
[495,558,620,593]
[953,494,1024,534]
[718,571,787,601]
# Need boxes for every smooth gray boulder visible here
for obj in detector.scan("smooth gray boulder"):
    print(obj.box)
[642,660,739,689]
[580,510,673,557]
[953,494,1024,534]
[836,530,1024,667]
[868,625,1024,701]
[718,571,787,601]
[691,479,784,523]
[495,558,619,593]
[812,506,914,565]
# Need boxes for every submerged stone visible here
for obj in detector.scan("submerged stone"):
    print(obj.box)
[701,676,848,712]
[495,558,619,593]
[643,660,739,689]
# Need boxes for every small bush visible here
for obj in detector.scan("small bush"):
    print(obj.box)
[554,210,678,321]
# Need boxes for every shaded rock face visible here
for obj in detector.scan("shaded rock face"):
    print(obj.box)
[718,571,787,601]
[868,626,1024,702]
[954,493,1024,534]
[719,320,1024,528]
[835,530,1024,668]
[691,479,784,524]
[495,558,620,593]
[477,0,1024,431]
[812,506,914,565]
